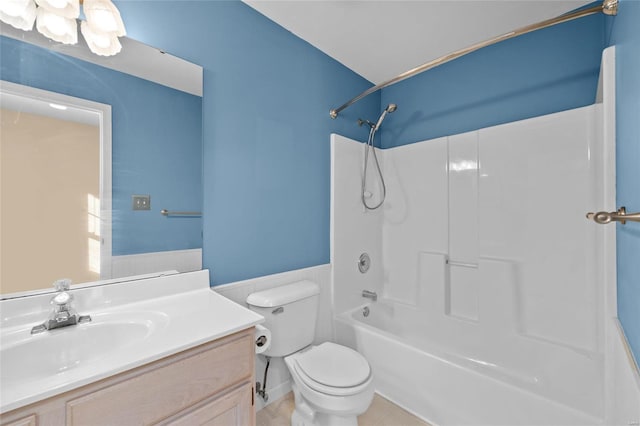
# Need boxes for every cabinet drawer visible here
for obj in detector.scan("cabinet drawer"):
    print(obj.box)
[66,330,253,426]
[164,383,253,426]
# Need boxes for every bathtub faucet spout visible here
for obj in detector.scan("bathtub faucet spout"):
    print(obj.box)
[362,290,377,302]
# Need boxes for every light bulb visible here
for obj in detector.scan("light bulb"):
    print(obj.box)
[0,0,36,30]
[81,20,121,56]
[34,0,79,19]
[36,7,77,44]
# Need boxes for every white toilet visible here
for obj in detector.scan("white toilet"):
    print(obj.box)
[247,280,374,426]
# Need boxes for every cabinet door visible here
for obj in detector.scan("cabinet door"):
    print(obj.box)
[1,415,37,426]
[66,331,253,426]
[165,384,254,426]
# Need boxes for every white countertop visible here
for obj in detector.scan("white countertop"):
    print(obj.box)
[0,270,263,413]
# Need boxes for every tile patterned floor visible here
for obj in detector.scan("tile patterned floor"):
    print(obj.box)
[256,392,430,426]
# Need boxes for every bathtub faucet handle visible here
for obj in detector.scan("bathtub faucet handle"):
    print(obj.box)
[362,290,377,302]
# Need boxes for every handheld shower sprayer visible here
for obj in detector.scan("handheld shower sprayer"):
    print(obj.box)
[374,103,397,130]
[360,103,397,210]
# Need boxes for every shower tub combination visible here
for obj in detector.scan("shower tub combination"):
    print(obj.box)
[335,301,602,426]
[331,90,615,424]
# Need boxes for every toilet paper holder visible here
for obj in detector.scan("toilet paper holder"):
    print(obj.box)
[256,335,267,347]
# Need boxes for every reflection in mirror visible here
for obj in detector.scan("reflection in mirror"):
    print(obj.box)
[1,82,111,294]
[0,25,204,297]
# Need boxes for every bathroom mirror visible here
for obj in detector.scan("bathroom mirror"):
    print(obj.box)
[0,25,203,297]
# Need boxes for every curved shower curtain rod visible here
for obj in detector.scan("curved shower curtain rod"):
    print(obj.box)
[329,0,618,119]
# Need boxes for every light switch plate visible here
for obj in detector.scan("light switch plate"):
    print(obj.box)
[132,195,151,210]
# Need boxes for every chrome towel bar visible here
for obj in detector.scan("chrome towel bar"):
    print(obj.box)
[160,209,202,217]
[586,207,640,225]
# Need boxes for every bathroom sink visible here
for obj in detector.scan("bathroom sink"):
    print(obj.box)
[0,312,167,384]
[0,270,264,414]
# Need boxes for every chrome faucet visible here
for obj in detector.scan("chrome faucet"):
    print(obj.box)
[362,290,377,302]
[31,279,91,334]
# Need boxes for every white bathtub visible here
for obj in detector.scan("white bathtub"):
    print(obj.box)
[335,301,603,426]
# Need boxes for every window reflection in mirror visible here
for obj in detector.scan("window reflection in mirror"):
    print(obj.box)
[2,108,101,291]
[0,83,111,295]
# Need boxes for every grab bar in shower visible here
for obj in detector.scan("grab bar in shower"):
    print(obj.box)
[586,206,640,225]
[160,209,202,217]
[446,259,478,269]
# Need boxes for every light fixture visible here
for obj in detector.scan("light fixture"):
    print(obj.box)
[35,0,79,19]
[81,19,121,56]
[0,0,126,56]
[36,6,77,44]
[0,0,37,31]
[82,0,124,36]
[49,102,68,110]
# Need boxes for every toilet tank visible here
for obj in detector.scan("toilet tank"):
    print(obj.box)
[246,280,320,357]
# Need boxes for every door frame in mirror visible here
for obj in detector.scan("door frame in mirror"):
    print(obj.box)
[1,79,113,281]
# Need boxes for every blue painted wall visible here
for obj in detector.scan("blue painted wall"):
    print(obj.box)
[0,36,203,256]
[3,1,636,362]
[114,1,380,285]
[608,0,640,363]
[379,14,605,148]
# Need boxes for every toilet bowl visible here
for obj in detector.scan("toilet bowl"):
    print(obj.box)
[246,281,375,426]
[285,342,375,426]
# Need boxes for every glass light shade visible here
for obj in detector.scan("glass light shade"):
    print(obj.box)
[0,0,36,30]
[34,0,79,19]
[1,0,32,17]
[83,0,125,37]
[36,7,77,44]
[81,20,121,56]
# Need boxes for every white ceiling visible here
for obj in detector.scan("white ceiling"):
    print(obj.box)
[1,92,99,126]
[243,0,593,84]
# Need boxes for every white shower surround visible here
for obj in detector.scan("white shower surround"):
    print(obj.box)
[330,48,639,425]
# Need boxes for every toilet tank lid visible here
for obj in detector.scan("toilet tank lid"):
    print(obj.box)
[246,280,320,308]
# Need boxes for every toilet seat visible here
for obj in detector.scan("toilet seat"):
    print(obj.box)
[290,342,372,397]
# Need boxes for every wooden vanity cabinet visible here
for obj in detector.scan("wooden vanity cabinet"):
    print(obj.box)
[0,328,256,426]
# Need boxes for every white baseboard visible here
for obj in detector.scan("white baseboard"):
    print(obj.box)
[111,249,202,279]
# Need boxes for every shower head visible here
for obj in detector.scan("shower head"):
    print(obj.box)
[375,103,398,130]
